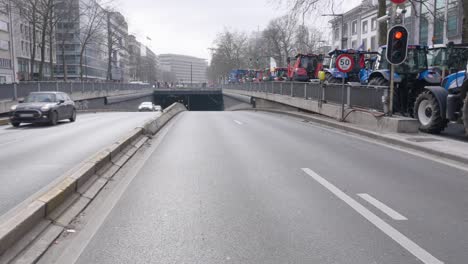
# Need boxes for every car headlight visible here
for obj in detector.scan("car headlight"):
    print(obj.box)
[40,104,52,112]
[10,105,17,111]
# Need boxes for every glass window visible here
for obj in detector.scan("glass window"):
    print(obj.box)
[0,20,8,32]
[343,23,348,38]
[0,40,9,51]
[419,3,429,46]
[371,36,376,50]
[362,39,367,50]
[25,93,57,103]
[334,27,340,41]
[351,40,357,49]
[352,20,357,35]
[362,21,368,34]
[371,17,377,31]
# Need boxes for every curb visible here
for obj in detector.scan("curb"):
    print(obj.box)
[0,103,186,258]
[256,108,468,165]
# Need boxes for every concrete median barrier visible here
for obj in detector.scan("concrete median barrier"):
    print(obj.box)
[0,103,186,261]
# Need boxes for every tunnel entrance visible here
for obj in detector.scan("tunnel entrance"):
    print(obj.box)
[153,93,224,111]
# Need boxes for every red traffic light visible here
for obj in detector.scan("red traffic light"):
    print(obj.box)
[390,0,406,3]
[394,31,403,40]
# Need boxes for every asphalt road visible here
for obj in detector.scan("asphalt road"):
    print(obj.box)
[55,111,467,264]
[0,112,158,217]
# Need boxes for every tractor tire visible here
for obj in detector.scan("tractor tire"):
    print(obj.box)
[368,77,389,86]
[414,91,448,134]
[463,94,468,135]
[326,74,341,84]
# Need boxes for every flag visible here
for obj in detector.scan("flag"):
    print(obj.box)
[357,41,365,51]
[270,57,277,72]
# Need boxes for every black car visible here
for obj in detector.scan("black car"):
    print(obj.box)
[10,92,77,127]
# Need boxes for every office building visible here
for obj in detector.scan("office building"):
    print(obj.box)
[0,5,14,83]
[159,54,207,83]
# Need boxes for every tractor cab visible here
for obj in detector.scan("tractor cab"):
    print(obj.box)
[325,49,379,84]
[368,45,441,115]
[287,53,324,82]
[428,43,468,79]
[273,67,288,81]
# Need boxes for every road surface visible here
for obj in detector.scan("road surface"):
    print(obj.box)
[49,111,467,264]
[0,112,158,217]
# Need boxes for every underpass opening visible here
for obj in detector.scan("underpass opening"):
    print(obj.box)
[153,92,225,111]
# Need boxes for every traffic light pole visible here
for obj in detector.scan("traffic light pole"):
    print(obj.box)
[388,3,397,116]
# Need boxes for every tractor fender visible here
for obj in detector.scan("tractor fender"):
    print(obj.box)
[359,69,372,85]
[423,86,448,119]
[326,68,347,79]
[369,70,402,83]
[418,70,442,85]
[443,71,467,91]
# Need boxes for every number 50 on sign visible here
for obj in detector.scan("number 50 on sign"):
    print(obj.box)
[336,54,354,73]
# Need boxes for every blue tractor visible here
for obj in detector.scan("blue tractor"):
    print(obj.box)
[413,47,468,134]
[324,49,379,84]
[228,69,248,83]
[367,45,441,115]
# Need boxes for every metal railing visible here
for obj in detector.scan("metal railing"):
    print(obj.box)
[222,81,388,113]
[0,82,154,101]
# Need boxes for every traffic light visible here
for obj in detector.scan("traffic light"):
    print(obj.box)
[386,25,408,65]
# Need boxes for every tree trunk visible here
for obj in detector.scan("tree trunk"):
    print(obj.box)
[462,0,468,43]
[79,46,85,81]
[49,11,54,80]
[106,13,112,81]
[30,9,37,80]
[378,0,387,46]
[39,22,47,80]
[61,41,67,81]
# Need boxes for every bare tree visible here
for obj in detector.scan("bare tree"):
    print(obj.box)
[294,24,323,53]
[77,0,106,81]
[105,10,127,81]
[463,0,468,43]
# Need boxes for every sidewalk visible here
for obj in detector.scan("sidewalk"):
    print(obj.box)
[258,109,468,165]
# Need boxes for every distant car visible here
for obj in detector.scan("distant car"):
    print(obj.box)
[138,102,156,112]
[154,105,162,112]
[9,91,76,127]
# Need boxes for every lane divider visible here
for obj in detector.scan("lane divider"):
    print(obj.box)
[301,168,443,264]
[0,103,187,261]
[357,193,408,221]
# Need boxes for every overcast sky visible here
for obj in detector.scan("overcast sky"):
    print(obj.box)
[117,0,362,60]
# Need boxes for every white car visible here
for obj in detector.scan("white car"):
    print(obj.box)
[138,102,156,112]
[154,105,162,112]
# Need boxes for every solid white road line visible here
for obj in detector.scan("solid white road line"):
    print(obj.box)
[301,168,443,264]
[358,193,408,221]
[233,120,243,125]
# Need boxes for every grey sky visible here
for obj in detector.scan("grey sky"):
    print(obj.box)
[117,0,362,60]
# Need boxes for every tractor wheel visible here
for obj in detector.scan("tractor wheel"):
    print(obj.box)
[414,91,448,134]
[368,77,389,86]
[463,94,468,135]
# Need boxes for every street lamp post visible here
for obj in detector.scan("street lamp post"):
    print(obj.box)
[322,14,344,49]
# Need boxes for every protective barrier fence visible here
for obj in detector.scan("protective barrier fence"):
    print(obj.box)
[0,82,153,101]
[223,82,388,112]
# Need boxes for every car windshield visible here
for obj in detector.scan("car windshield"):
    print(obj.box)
[24,93,56,103]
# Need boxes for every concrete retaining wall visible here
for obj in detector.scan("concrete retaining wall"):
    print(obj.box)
[223,89,419,133]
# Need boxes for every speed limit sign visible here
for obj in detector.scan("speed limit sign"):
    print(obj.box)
[336,54,354,73]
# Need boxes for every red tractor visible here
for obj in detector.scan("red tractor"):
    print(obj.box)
[287,53,324,82]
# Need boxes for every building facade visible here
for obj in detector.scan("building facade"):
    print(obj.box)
[159,54,207,84]
[0,5,14,83]
[107,12,129,81]
[330,0,465,50]
[127,34,141,81]
[55,0,108,81]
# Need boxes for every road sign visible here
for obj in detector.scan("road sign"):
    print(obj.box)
[390,0,406,4]
[386,25,409,65]
[336,54,354,73]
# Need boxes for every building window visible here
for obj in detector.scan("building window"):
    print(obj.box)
[371,17,377,31]
[352,20,357,35]
[362,21,368,34]
[419,3,429,45]
[0,20,8,32]
[432,0,445,44]
[351,40,357,49]
[362,39,367,50]
[371,36,376,50]
[334,27,340,41]
[343,23,348,38]
[447,0,459,37]
[0,40,9,51]
[0,58,11,69]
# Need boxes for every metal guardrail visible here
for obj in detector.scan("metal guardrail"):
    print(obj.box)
[222,82,388,113]
[0,82,154,101]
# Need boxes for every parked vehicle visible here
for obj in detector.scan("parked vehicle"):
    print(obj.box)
[273,67,288,81]
[138,102,157,112]
[367,45,441,115]
[413,58,468,134]
[228,69,248,83]
[9,92,76,127]
[428,42,468,79]
[325,49,379,84]
[287,53,324,82]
